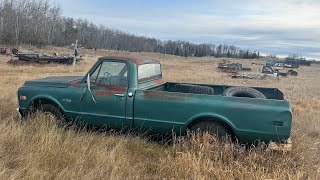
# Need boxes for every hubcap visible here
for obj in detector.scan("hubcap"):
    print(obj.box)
[43,112,56,121]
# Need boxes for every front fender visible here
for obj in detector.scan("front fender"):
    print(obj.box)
[26,95,65,113]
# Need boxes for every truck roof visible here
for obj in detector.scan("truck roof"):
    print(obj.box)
[99,56,160,65]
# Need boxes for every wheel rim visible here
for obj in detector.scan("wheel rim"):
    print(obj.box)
[43,112,56,121]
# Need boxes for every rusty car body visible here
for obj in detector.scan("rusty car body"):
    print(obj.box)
[17,56,292,147]
[13,53,79,64]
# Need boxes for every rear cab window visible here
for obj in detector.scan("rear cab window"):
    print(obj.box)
[138,63,162,83]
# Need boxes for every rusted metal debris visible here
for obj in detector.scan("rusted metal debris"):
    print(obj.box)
[0,47,19,55]
[218,61,252,73]
[0,47,7,55]
[230,65,298,80]
[230,72,279,80]
[260,65,298,77]
[6,59,30,65]
[7,53,83,65]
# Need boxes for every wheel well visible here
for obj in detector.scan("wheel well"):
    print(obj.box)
[29,98,60,112]
[187,116,235,137]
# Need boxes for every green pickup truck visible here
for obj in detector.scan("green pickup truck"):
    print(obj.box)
[17,56,292,146]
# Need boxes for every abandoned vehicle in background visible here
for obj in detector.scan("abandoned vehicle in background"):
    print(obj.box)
[218,61,252,73]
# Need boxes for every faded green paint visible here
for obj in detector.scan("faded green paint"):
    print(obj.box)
[17,57,292,143]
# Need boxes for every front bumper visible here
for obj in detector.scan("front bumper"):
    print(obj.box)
[268,137,292,152]
[16,108,22,119]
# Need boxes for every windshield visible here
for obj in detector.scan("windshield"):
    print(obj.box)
[138,63,162,83]
[89,61,128,86]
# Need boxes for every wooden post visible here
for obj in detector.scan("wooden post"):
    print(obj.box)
[73,39,78,66]
[0,17,4,33]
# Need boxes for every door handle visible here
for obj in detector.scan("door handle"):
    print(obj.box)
[115,94,125,97]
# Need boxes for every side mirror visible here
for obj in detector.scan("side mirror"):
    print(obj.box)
[80,74,97,103]
[87,73,91,89]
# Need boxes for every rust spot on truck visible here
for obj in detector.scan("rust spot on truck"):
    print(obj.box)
[143,90,189,101]
[68,80,81,87]
[99,56,159,65]
[94,85,126,97]
[96,84,126,92]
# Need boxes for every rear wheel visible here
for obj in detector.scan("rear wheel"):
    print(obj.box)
[190,120,232,141]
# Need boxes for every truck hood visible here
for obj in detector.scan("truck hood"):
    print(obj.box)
[24,76,83,88]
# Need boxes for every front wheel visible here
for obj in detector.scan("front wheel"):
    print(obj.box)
[37,104,65,126]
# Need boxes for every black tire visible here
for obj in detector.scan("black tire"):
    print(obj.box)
[241,67,252,71]
[261,66,274,74]
[37,104,65,126]
[223,86,266,99]
[67,59,74,64]
[175,84,214,95]
[11,48,18,55]
[229,63,241,71]
[288,70,298,76]
[278,72,288,77]
[190,120,231,140]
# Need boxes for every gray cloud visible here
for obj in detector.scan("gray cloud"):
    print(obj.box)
[59,0,320,59]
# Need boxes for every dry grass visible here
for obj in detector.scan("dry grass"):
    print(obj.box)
[0,46,319,179]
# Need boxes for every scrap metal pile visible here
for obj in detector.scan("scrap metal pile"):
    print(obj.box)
[267,58,312,68]
[218,59,300,80]
[218,60,252,73]
[1,44,83,65]
[0,47,8,55]
[231,65,298,79]
[0,47,18,55]
[2,48,83,65]
[11,53,76,64]
[260,64,298,77]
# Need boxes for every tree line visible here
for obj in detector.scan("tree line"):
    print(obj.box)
[0,0,260,59]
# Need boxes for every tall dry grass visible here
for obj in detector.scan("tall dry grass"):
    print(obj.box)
[0,46,319,179]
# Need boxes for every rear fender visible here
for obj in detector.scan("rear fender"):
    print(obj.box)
[186,113,237,133]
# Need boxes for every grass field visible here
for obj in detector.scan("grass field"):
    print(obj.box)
[0,46,319,179]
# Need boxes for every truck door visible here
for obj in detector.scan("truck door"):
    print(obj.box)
[80,60,132,129]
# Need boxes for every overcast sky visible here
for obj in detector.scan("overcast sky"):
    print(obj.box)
[58,0,320,59]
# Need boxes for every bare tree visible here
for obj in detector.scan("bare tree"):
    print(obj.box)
[0,0,260,59]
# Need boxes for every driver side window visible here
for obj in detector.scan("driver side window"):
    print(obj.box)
[91,61,128,87]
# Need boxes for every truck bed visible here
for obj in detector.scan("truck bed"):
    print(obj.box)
[147,82,284,100]
[135,82,290,142]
